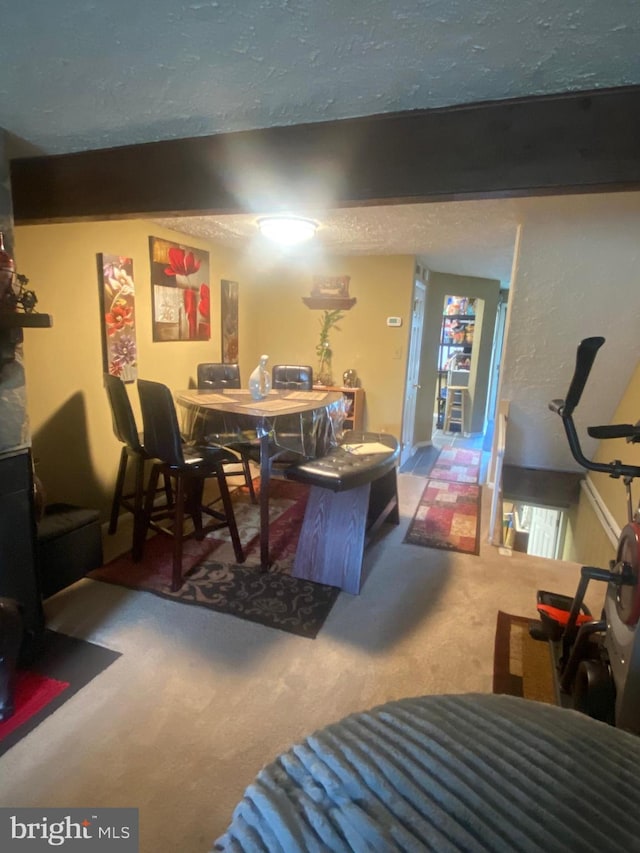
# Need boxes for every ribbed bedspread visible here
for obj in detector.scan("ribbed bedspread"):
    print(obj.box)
[214,693,640,852]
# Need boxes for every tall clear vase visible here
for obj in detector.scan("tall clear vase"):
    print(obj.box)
[249,354,271,400]
[317,342,333,386]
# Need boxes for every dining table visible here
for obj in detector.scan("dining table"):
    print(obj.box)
[175,387,346,570]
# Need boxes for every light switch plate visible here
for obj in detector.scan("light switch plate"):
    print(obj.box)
[387,317,402,327]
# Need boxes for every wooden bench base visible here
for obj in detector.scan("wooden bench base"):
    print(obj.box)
[292,466,399,594]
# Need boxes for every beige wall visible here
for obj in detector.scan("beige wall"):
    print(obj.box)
[499,193,640,471]
[14,221,415,518]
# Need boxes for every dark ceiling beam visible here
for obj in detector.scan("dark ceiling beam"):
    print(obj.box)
[10,85,640,223]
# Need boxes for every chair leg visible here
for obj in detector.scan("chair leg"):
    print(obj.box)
[215,467,245,564]
[133,464,160,561]
[133,452,145,512]
[163,473,174,508]
[108,446,129,534]
[172,476,186,592]
[242,458,257,503]
[190,480,205,540]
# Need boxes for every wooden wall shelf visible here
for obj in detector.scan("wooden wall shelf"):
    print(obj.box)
[302,297,357,310]
[0,312,53,329]
[1,313,53,366]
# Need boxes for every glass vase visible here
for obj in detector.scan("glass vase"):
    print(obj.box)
[317,342,333,386]
[249,354,271,400]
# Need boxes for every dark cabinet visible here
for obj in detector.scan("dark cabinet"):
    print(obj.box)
[0,449,45,663]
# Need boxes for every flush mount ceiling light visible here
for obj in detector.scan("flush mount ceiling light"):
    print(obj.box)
[257,215,319,245]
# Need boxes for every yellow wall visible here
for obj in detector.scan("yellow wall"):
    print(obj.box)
[589,360,640,531]
[563,360,640,565]
[15,220,245,514]
[241,254,416,436]
[14,222,415,517]
[563,491,617,568]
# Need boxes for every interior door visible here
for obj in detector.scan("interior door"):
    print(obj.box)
[486,296,508,430]
[527,506,562,559]
[401,280,426,465]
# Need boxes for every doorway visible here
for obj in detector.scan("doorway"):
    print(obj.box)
[435,294,477,435]
[503,501,568,560]
[400,279,426,467]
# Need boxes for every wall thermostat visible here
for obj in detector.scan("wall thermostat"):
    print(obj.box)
[387,317,403,327]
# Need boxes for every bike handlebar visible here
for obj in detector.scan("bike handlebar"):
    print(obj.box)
[550,336,640,480]
[588,423,640,441]
[563,336,605,417]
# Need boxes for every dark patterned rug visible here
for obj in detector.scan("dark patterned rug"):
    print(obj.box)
[89,480,339,639]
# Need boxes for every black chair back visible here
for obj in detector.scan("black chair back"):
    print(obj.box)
[197,363,241,389]
[137,379,185,467]
[272,365,313,390]
[104,373,142,452]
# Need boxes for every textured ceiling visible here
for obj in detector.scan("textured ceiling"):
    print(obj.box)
[3,1,639,156]
[4,2,640,282]
[154,199,523,283]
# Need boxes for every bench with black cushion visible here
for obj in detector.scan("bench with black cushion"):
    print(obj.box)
[36,503,103,599]
[285,431,400,594]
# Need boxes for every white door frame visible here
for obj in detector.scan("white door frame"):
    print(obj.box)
[486,294,508,428]
[400,279,426,466]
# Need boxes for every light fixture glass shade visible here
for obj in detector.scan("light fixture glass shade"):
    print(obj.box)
[257,216,318,245]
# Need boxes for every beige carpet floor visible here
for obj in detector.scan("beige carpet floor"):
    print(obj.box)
[0,470,605,853]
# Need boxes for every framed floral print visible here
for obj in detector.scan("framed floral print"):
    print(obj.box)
[98,254,138,382]
[149,236,210,342]
[221,279,239,363]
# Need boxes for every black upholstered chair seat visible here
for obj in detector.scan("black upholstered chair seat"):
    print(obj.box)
[179,444,240,471]
[197,362,242,389]
[272,364,313,391]
[285,432,399,492]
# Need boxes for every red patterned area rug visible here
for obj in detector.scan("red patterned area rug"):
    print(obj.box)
[88,480,339,640]
[431,447,481,483]
[404,445,481,555]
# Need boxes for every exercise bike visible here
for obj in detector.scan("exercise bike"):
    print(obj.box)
[530,336,640,733]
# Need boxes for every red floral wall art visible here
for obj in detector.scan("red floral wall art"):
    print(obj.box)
[221,279,239,363]
[98,254,138,382]
[148,237,211,342]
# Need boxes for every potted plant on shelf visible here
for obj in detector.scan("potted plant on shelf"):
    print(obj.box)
[315,308,344,386]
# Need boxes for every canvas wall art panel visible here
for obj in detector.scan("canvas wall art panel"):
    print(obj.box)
[221,279,239,363]
[149,237,211,342]
[98,254,138,382]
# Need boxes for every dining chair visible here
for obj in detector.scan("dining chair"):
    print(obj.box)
[135,379,245,591]
[196,362,257,503]
[103,373,172,541]
[197,362,241,389]
[245,364,314,468]
[271,364,314,390]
